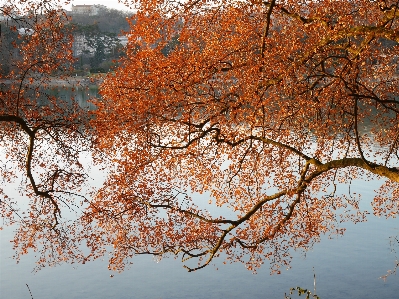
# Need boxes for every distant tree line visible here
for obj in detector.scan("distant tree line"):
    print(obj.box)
[68,6,135,74]
[0,6,134,77]
[69,6,134,34]
[0,24,19,76]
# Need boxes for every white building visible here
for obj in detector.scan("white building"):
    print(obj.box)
[72,34,127,57]
[72,34,95,56]
[71,4,104,16]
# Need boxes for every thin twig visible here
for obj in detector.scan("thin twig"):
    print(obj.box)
[26,284,34,299]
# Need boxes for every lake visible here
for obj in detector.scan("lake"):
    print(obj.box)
[1,87,399,299]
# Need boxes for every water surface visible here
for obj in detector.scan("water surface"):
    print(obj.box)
[1,88,398,299]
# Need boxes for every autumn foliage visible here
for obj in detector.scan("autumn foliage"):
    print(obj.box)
[2,0,399,273]
[0,1,92,265]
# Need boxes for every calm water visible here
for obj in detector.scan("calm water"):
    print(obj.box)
[1,88,399,299]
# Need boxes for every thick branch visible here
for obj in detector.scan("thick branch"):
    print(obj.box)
[261,0,276,57]
[0,113,60,227]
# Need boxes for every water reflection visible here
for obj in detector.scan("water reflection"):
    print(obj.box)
[1,177,399,299]
[1,88,399,298]
[41,85,99,111]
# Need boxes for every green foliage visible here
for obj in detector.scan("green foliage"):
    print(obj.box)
[66,6,133,73]
[70,23,123,71]
[0,24,18,75]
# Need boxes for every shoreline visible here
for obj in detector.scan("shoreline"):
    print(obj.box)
[0,75,104,88]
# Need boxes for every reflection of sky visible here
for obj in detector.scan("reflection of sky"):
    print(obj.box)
[1,90,399,298]
[1,178,399,299]
[1,132,399,298]
[0,140,106,221]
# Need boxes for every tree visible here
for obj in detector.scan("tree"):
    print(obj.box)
[71,23,122,71]
[91,0,399,273]
[0,24,19,75]
[2,0,399,275]
[0,1,92,268]
[69,5,134,34]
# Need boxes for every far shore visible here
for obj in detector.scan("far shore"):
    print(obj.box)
[0,75,104,88]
